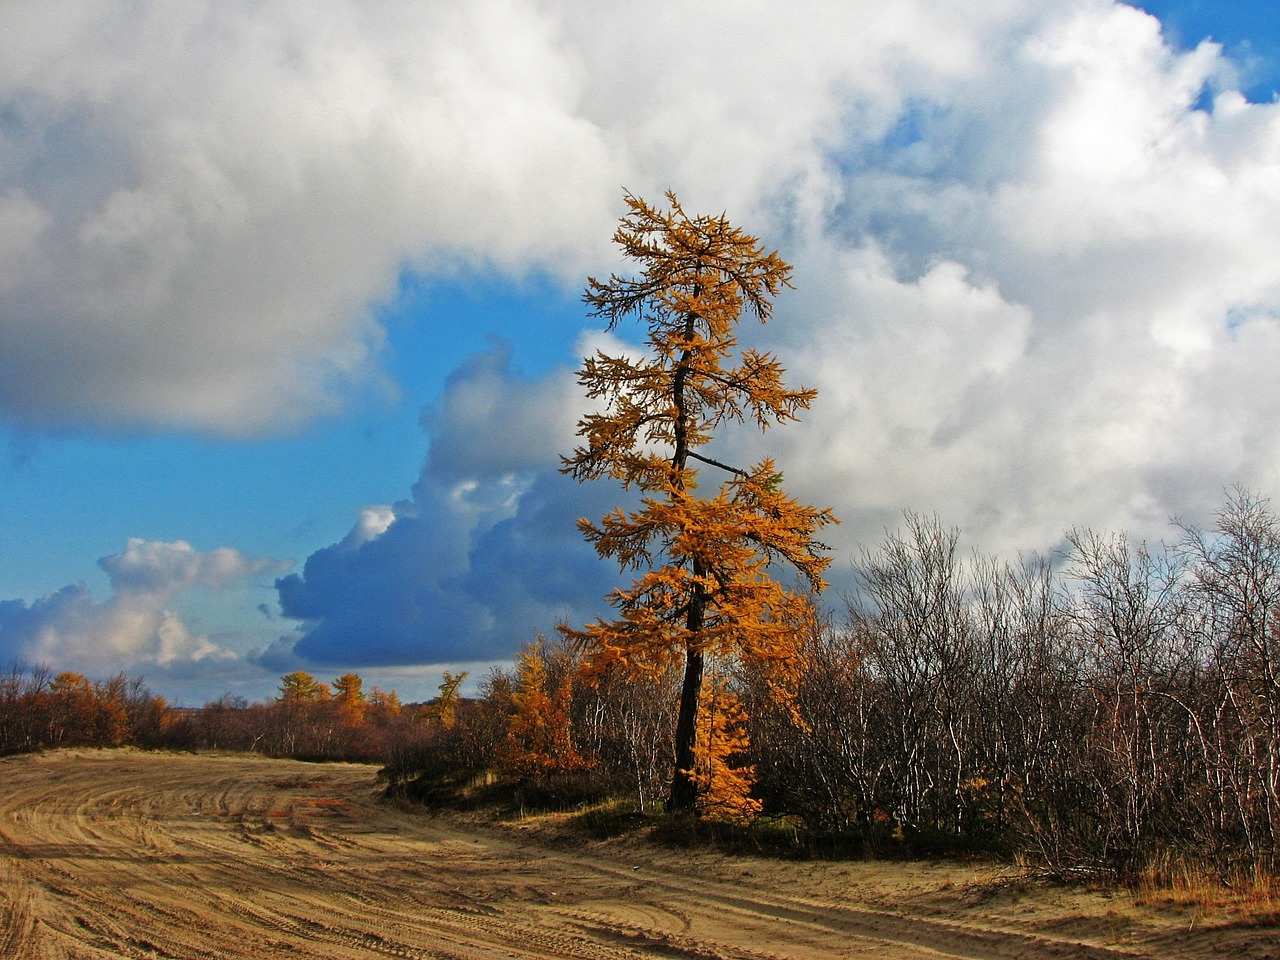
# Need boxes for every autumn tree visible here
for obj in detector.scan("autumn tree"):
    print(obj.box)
[562,191,835,813]
[691,676,762,822]
[333,672,367,727]
[500,641,588,781]
[422,671,468,728]
[278,671,325,703]
[329,674,373,757]
[368,686,402,714]
[272,671,334,757]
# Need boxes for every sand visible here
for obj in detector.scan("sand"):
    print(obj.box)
[0,749,1274,959]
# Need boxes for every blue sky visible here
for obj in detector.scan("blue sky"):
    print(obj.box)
[1134,1,1280,100]
[3,1,1280,704]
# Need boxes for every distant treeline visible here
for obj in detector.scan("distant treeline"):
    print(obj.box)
[0,666,418,762]
[0,669,173,754]
[5,488,1279,881]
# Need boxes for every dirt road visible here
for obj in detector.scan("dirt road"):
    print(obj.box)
[0,750,1272,959]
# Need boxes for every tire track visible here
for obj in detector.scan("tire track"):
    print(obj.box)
[562,861,1148,960]
[0,750,1263,960]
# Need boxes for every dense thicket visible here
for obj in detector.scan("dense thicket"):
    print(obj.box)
[5,488,1278,879]
[393,488,1280,879]
[745,490,1280,877]
[0,668,173,754]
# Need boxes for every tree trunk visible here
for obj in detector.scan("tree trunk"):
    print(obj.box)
[666,316,703,814]
[667,639,705,814]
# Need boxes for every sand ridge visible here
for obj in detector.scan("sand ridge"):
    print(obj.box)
[0,749,1273,959]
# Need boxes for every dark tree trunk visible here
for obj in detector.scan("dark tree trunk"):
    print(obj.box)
[667,633,705,814]
[666,315,705,815]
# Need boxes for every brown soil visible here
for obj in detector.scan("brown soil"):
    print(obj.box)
[0,749,1274,959]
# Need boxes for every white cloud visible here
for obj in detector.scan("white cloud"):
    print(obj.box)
[276,0,1280,652]
[728,0,1280,558]
[339,506,396,549]
[0,0,1062,436]
[0,1,623,434]
[3,0,1280,620]
[420,339,582,482]
[0,539,289,670]
[100,538,281,594]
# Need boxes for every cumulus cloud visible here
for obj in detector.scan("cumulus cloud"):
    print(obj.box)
[7,1,1280,666]
[274,340,616,666]
[0,0,1062,435]
[0,539,289,670]
[274,1,1280,664]
[0,1,622,434]
[736,0,1280,558]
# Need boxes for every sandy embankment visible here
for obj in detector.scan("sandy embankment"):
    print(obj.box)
[0,749,1273,959]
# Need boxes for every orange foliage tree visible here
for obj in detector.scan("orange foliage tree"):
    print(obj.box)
[49,671,130,747]
[500,641,589,781]
[692,677,762,822]
[422,671,468,728]
[562,192,835,813]
[333,672,367,728]
[368,686,402,713]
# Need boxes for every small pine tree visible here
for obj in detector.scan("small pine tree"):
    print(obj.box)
[333,672,366,727]
[424,671,468,728]
[690,677,762,823]
[500,642,589,780]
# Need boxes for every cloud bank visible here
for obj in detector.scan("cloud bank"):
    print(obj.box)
[0,0,1066,435]
[0,539,287,671]
[6,1,1280,671]
[271,341,617,666]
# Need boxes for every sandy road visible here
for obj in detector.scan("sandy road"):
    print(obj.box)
[0,750,1272,959]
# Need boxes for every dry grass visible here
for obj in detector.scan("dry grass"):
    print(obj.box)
[1134,855,1280,928]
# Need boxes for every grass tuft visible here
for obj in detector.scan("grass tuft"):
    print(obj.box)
[1134,853,1280,927]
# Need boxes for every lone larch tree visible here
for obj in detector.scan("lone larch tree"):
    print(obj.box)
[562,191,835,813]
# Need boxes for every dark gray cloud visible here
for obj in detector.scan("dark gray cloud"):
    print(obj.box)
[273,341,617,666]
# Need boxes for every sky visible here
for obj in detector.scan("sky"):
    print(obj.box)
[2,0,1280,705]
